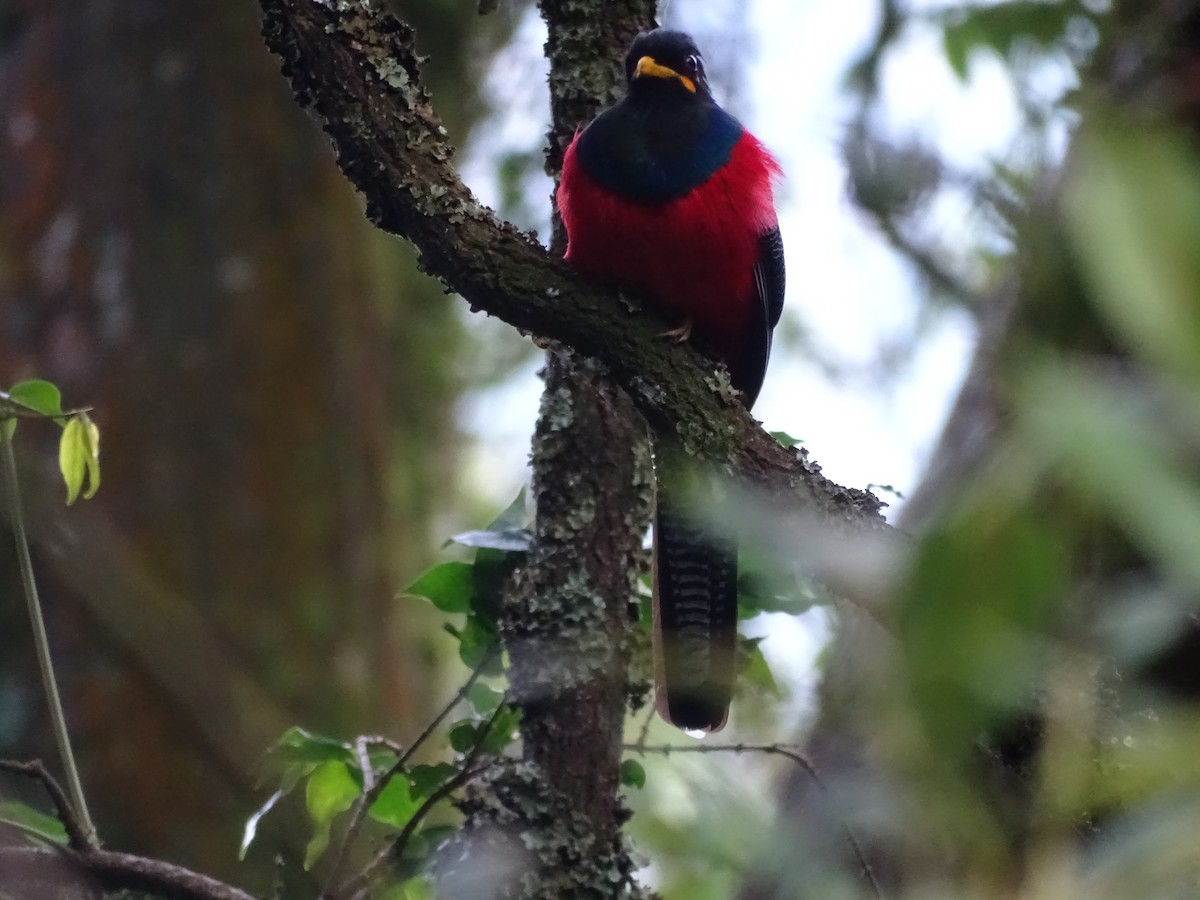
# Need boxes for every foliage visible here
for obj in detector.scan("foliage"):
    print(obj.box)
[2,378,101,849]
[936,1,1100,81]
[0,798,68,845]
[226,493,536,892]
[1,379,102,504]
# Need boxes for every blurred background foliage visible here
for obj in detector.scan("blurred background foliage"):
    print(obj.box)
[0,0,523,889]
[7,0,1200,898]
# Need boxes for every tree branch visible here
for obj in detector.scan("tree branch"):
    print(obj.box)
[0,759,259,900]
[0,758,94,852]
[257,0,889,531]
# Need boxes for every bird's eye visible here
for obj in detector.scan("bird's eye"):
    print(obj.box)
[685,54,701,74]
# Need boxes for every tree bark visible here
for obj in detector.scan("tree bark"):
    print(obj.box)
[444,2,657,895]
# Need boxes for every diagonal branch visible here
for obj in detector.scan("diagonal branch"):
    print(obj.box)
[257,0,889,532]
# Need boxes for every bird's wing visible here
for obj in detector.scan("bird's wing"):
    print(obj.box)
[735,225,786,410]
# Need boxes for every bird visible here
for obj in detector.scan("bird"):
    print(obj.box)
[556,28,785,732]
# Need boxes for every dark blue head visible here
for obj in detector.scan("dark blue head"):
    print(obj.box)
[623,29,712,99]
[576,29,742,203]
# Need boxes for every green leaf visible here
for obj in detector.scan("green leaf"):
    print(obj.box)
[456,615,500,672]
[262,726,353,794]
[739,639,780,696]
[59,417,86,504]
[448,721,478,754]
[1017,364,1200,592]
[736,545,835,617]
[58,413,100,504]
[403,561,474,613]
[409,762,458,800]
[1065,124,1200,380]
[8,379,63,417]
[79,413,100,499]
[471,541,525,630]
[941,19,972,80]
[376,881,412,900]
[365,745,400,773]
[240,789,282,860]
[479,705,521,754]
[392,825,451,882]
[866,482,905,500]
[449,493,529,631]
[938,2,1080,82]
[899,507,1065,765]
[0,800,68,845]
[394,876,437,900]
[619,759,646,790]
[487,488,528,532]
[737,569,822,617]
[768,430,803,448]
[369,774,420,829]
[304,760,361,869]
[465,681,502,714]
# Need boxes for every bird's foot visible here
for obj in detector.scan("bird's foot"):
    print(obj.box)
[659,317,693,343]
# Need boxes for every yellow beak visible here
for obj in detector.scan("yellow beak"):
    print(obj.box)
[634,55,696,93]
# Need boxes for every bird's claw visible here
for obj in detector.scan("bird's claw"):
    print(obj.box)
[659,318,693,343]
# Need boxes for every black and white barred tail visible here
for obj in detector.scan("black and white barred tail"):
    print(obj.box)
[652,463,738,732]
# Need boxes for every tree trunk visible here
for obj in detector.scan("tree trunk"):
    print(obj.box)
[438,2,658,896]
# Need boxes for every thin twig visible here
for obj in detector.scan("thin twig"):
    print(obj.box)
[1,431,96,845]
[353,738,375,794]
[627,742,883,899]
[628,740,818,771]
[392,657,494,773]
[340,765,487,900]
[0,403,95,420]
[357,735,406,756]
[336,700,508,900]
[0,758,94,851]
[633,703,655,751]
[322,657,493,894]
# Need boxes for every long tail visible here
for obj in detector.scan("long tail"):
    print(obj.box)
[652,456,738,732]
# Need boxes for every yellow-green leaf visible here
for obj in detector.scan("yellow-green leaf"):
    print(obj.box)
[0,800,68,845]
[303,760,360,869]
[79,412,100,500]
[368,774,420,829]
[58,414,101,504]
[59,418,85,504]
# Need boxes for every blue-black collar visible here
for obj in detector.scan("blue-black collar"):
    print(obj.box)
[575,98,743,203]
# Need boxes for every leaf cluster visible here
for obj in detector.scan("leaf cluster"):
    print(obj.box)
[1,379,101,504]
